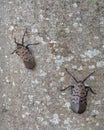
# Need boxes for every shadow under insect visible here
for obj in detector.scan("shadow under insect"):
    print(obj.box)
[11,29,39,69]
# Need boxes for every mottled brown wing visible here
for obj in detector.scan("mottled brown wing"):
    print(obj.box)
[23,50,36,69]
[16,46,36,69]
[23,57,36,69]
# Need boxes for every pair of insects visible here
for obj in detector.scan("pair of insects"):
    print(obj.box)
[11,29,39,69]
[11,29,96,114]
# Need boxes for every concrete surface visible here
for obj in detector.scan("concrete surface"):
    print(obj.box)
[0,0,104,130]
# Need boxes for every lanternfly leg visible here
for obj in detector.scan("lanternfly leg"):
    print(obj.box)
[22,28,27,44]
[61,86,74,91]
[11,38,21,54]
[11,49,17,54]
[26,43,40,48]
[85,86,96,94]
[14,37,21,45]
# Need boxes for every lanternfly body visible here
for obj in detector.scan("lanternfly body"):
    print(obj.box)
[61,68,96,114]
[11,29,39,69]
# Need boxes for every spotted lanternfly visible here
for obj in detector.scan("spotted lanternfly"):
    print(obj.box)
[11,29,39,69]
[61,68,96,114]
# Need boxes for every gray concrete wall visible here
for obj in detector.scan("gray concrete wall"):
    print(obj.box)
[0,0,104,130]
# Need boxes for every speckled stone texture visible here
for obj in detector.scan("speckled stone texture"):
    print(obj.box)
[0,0,104,130]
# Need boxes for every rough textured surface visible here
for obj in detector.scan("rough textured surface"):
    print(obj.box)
[0,0,104,130]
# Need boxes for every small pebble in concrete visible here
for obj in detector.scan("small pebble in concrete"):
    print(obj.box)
[50,113,61,124]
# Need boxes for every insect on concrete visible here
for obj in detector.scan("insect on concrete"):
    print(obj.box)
[61,68,96,114]
[11,29,39,69]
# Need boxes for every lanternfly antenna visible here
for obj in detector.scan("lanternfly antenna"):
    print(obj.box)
[82,71,95,83]
[65,68,78,83]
